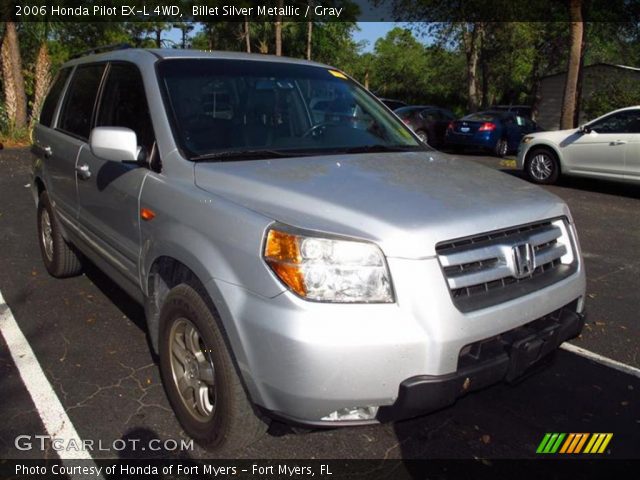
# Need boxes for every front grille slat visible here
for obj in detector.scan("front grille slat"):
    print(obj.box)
[436,219,577,312]
[534,243,567,266]
[447,264,513,289]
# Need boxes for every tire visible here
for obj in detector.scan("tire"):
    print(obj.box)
[416,130,429,145]
[525,148,560,184]
[494,138,508,157]
[159,283,267,452]
[37,191,82,278]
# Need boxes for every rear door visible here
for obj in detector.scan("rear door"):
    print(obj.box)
[32,66,72,200]
[41,65,106,222]
[76,62,156,287]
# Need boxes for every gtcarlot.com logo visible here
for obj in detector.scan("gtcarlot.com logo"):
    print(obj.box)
[536,433,613,454]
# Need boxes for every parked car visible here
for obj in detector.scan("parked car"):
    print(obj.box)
[518,106,640,185]
[490,104,533,119]
[32,48,586,452]
[379,98,407,110]
[395,105,456,147]
[445,110,540,157]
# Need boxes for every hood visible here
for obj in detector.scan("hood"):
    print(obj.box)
[194,151,570,258]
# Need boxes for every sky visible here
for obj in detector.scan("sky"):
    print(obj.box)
[352,22,398,51]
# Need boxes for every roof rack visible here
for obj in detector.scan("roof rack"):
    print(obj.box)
[70,43,132,60]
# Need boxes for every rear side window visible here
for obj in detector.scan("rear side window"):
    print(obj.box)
[39,68,71,127]
[96,63,155,153]
[58,64,106,139]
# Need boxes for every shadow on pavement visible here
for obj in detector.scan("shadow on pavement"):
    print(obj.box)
[394,349,638,465]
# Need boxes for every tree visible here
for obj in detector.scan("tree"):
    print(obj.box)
[275,0,284,55]
[306,11,313,60]
[244,16,251,53]
[30,36,51,130]
[1,22,27,131]
[560,0,584,129]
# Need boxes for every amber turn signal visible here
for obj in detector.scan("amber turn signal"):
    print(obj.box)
[140,207,156,221]
[263,230,306,296]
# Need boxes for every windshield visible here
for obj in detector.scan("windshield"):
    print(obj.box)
[157,59,423,160]
[463,112,502,122]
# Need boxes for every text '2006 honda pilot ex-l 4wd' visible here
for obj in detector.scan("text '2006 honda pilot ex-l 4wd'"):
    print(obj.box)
[31,47,586,451]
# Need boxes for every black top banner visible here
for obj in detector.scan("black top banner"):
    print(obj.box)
[3,0,640,22]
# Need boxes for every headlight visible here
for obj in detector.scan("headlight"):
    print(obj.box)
[521,136,534,144]
[263,226,393,303]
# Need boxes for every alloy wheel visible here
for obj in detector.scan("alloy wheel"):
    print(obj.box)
[529,153,554,181]
[40,210,54,261]
[169,317,216,422]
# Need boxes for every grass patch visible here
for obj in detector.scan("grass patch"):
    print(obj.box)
[0,129,32,148]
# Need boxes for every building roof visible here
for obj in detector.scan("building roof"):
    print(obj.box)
[540,62,640,80]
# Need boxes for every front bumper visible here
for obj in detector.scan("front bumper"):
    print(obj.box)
[207,249,585,425]
[377,301,584,422]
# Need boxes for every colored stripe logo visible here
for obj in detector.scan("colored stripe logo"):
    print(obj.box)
[536,433,613,454]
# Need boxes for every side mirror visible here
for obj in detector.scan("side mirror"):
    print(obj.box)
[579,124,592,134]
[89,127,139,162]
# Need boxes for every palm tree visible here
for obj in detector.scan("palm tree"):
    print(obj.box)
[30,39,51,131]
[560,0,584,129]
[1,21,28,131]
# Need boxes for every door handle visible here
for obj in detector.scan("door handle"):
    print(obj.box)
[42,146,53,158]
[75,163,91,180]
[613,140,627,145]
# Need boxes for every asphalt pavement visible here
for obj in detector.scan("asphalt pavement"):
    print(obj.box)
[0,148,638,461]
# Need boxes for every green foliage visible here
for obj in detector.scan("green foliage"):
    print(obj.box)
[582,77,640,120]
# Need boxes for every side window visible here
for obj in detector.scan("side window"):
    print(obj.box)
[440,110,455,121]
[58,64,106,139]
[589,111,637,134]
[421,110,437,122]
[39,68,71,127]
[627,110,640,134]
[96,63,155,153]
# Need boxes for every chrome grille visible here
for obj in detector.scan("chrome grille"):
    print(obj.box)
[436,219,577,312]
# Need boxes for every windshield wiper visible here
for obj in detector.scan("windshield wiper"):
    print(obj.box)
[192,149,306,162]
[341,144,425,154]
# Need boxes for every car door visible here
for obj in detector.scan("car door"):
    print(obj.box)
[39,65,106,223]
[76,62,156,288]
[622,110,640,182]
[562,110,636,177]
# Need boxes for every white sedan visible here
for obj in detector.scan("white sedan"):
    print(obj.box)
[517,106,640,184]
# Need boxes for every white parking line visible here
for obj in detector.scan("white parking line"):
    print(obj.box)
[562,342,640,378]
[0,289,104,477]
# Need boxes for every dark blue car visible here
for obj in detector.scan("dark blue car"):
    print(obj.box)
[445,110,539,157]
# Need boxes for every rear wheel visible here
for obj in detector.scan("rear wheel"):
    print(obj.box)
[494,138,508,157]
[159,284,267,452]
[525,148,560,184]
[37,191,82,278]
[416,130,429,145]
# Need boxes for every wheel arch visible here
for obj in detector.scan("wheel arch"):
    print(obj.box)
[144,254,261,407]
[526,142,563,174]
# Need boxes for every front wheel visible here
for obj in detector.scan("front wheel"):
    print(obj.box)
[525,148,560,184]
[159,284,267,452]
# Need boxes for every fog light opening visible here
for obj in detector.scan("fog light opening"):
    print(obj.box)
[321,406,379,421]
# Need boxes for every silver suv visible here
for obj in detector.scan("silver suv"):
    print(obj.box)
[31,48,586,451]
